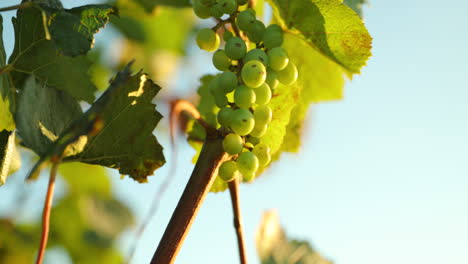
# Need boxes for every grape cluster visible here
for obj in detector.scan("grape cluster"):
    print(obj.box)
[193,1,298,183]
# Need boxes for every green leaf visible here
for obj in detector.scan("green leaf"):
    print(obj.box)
[343,0,367,17]
[276,33,345,154]
[9,5,97,102]
[0,219,39,264]
[256,210,332,264]
[45,4,117,57]
[266,0,372,74]
[59,162,112,196]
[0,15,14,132]
[75,66,166,183]
[15,76,83,157]
[0,131,15,186]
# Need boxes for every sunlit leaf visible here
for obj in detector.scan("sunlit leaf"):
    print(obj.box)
[9,5,96,102]
[266,0,372,74]
[59,162,112,196]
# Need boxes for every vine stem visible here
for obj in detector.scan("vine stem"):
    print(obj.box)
[228,178,248,264]
[150,135,229,264]
[0,2,33,12]
[248,0,256,9]
[35,162,59,264]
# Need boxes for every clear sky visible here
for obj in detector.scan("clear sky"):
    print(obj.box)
[1,0,468,264]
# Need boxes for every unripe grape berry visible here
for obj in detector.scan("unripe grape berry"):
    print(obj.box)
[246,20,266,43]
[225,37,247,60]
[242,172,255,182]
[252,143,271,166]
[236,151,259,175]
[218,71,238,93]
[196,28,220,52]
[267,47,289,71]
[208,77,220,95]
[223,133,244,155]
[217,107,233,127]
[266,24,282,33]
[265,70,279,90]
[214,91,229,108]
[243,49,269,66]
[263,25,283,49]
[249,122,268,138]
[237,0,248,5]
[277,62,298,85]
[247,136,260,145]
[223,31,234,41]
[200,0,216,5]
[254,105,272,125]
[234,85,256,108]
[193,0,211,19]
[241,60,266,88]
[231,108,255,135]
[236,10,256,31]
[218,160,239,182]
[218,0,237,14]
[210,4,224,18]
[213,50,232,71]
[254,83,272,105]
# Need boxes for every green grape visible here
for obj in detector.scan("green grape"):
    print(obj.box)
[218,160,239,182]
[249,122,268,137]
[214,91,228,108]
[234,85,256,108]
[218,0,237,14]
[246,20,266,43]
[236,10,256,31]
[217,106,233,127]
[263,25,283,49]
[196,28,220,52]
[210,3,224,18]
[254,83,271,105]
[266,24,282,33]
[254,105,272,125]
[208,76,220,95]
[231,108,255,136]
[277,62,298,85]
[213,50,232,71]
[265,70,279,90]
[268,47,289,71]
[252,143,271,166]
[243,49,269,66]
[242,172,255,182]
[241,60,266,88]
[237,0,248,5]
[218,71,238,93]
[223,31,234,41]
[200,0,216,5]
[223,133,244,155]
[247,136,260,145]
[236,151,259,175]
[225,37,247,60]
[193,0,211,19]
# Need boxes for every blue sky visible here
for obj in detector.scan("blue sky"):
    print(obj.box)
[1,0,468,263]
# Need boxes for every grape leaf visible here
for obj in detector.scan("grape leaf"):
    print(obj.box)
[9,5,97,102]
[0,15,14,132]
[0,131,15,186]
[256,210,332,264]
[74,66,165,183]
[15,76,83,157]
[266,0,372,74]
[44,4,117,57]
[343,0,367,17]
[276,33,345,154]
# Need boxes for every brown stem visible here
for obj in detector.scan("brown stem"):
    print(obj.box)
[35,163,59,264]
[150,135,228,264]
[248,0,256,9]
[228,178,248,264]
[0,2,33,12]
